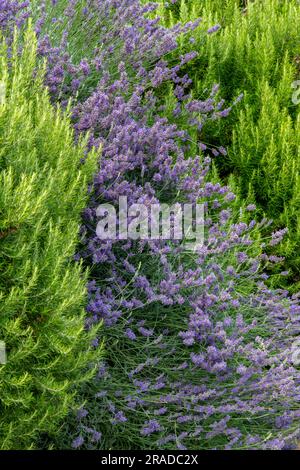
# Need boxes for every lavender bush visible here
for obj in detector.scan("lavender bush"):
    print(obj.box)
[3,1,300,449]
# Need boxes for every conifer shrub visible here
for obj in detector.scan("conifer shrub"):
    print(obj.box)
[0,27,101,450]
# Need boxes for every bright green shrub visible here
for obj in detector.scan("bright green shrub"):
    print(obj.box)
[154,0,300,289]
[0,27,102,450]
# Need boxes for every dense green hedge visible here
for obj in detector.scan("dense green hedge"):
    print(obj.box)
[154,0,300,289]
[0,28,101,449]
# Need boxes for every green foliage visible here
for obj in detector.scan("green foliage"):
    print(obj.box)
[153,0,300,289]
[0,27,102,449]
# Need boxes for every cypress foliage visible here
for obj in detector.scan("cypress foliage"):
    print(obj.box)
[0,27,101,450]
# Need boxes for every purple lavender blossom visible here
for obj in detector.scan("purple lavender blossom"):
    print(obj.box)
[77,408,88,420]
[207,25,221,34]
[141,419,162,436]
[71,436,84,449]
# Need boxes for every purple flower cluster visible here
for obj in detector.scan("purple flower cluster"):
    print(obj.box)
[7,0,300,450]
[0,0,29,31]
